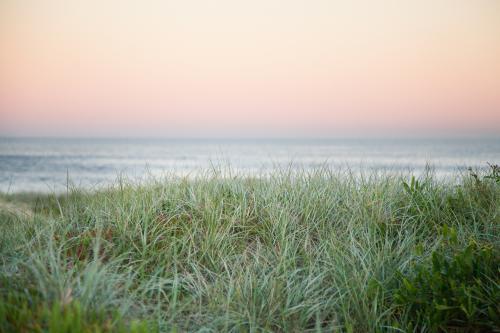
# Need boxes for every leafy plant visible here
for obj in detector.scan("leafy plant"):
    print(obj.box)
[469,163,500,185]
[395,227,500,332]
[484,164,500,183]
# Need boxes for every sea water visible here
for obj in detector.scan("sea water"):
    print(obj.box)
[1,137,499,193]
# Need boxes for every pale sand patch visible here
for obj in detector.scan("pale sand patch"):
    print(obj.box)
[0,199,34,218]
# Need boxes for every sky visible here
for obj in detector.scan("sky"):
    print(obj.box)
[0,0,499,137]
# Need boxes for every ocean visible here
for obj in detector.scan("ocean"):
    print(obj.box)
[0,137,499,193]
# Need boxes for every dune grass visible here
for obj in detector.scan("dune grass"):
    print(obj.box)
[0,166,498,332]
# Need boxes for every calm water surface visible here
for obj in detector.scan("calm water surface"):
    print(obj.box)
[1,137,499,192]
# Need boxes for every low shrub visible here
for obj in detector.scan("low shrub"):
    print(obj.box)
[395,228,500,332]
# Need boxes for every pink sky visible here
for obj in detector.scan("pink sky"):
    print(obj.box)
[1,0,499,137]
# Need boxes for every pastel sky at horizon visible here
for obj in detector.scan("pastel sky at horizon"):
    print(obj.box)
[1,0,499,137]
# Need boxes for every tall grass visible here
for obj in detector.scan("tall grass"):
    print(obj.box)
[0,166,498,332]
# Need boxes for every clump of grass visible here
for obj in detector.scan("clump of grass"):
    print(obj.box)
[0,292,154,333]
[0,165,498,332]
